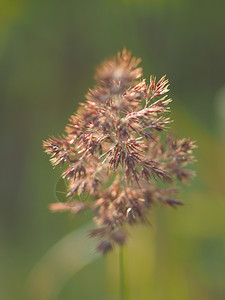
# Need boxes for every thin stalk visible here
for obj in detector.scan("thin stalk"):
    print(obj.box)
[120,246,125,300]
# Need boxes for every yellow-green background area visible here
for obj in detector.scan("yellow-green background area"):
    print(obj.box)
[1,0,225,299]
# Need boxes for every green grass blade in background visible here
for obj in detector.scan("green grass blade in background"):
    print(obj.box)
[26,223,100,300]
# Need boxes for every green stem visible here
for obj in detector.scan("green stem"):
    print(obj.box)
[120,246,125,300]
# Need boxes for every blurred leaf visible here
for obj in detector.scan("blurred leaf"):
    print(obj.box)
[26,222,100,300]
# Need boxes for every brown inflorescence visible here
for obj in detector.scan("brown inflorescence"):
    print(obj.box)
[43,49,196,254]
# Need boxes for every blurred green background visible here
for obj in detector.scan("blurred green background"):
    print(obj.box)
[1,0,225,299]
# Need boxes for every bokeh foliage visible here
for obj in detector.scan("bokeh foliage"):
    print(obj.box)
[1,0,225,299]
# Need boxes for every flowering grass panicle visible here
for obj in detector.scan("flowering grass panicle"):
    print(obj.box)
[43,49,196,254]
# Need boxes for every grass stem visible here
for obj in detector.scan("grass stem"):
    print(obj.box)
[120,246,125,300]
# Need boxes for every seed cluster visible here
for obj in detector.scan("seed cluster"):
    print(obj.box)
[43,49,196,254]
